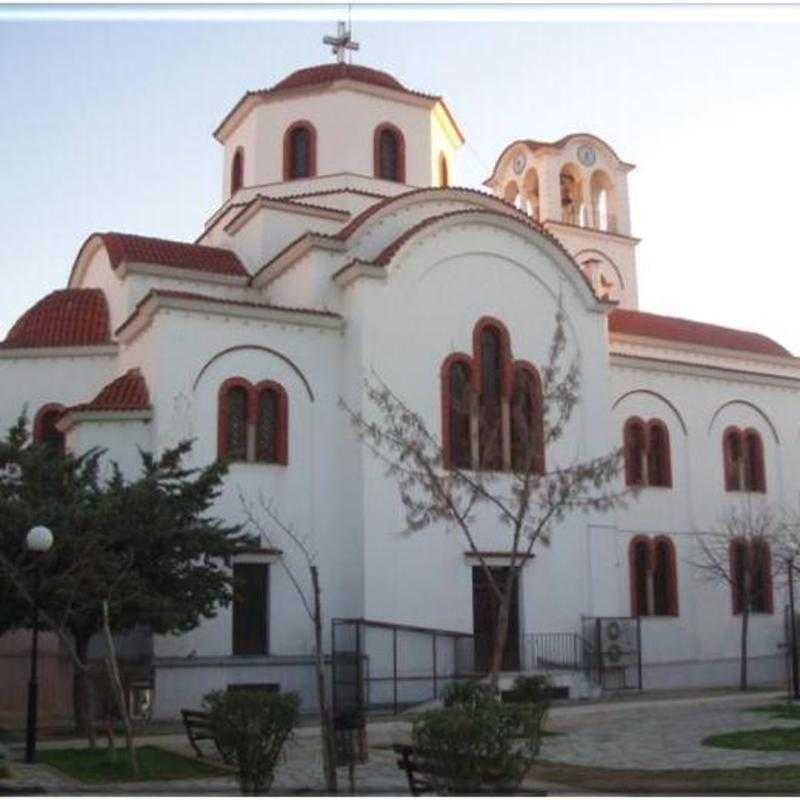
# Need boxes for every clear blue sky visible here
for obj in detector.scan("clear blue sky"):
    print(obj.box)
[2,12,799,350]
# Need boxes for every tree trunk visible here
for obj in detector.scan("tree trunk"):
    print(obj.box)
[740,607,750,691]
[310,566,338,794]
[488,569,517,690]
[73,633,97,748]
[101,601,139,777]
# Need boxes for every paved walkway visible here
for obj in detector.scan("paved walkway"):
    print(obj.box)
[541,689,800,770]
[4,690,800,793]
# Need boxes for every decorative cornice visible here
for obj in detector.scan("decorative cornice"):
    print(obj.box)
[331,259,386,287]
[0,344,118,360]
[542,219,640,244]
[250,233,345,287]
[223,194,350,236]
[57,408,152,433]
[118,261,249,287]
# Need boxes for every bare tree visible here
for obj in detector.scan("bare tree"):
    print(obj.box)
[341,307,632,686]
[691,501,780,690]
[239,490,338,794]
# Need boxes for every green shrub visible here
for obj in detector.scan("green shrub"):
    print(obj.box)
[442,679,494,710]
[511,674,552,703]
[412,692,544,793]
[204,689,300,795]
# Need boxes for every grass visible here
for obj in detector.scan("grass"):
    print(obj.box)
[703,726,800,752]
[529,760,800,794]
[744,703,800,720]
[38,745,232,783]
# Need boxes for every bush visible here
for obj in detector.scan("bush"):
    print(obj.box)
[442,679,494,710]
[511,674,552,703]
[204,689,300,795]
[412,691,544,793]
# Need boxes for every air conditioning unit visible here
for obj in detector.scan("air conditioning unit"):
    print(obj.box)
[599,619,637,666]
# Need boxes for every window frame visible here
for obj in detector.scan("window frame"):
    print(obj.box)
[283,120,317,181]
[230,148,244,195]
[373,123,406,183]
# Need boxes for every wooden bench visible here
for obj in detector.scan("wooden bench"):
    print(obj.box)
[180,709,234,764]
[393,743,546,796]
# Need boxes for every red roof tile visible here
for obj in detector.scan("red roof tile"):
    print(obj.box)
[214,63,464,144]
[100,232,248,277]
[2,289,111,349]
[608,308,792,358]
[115,289,341,338]
[70,368,150,413]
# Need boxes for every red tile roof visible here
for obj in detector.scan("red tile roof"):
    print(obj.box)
[270,63,407,94]
[1,289,111,349]
[100,232,248,277]
[70,368,151,413]
[609,308,792,358]
[115,288,341,338]
[214,63,464,144]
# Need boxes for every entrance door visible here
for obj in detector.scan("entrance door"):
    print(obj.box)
[472,566,520,673]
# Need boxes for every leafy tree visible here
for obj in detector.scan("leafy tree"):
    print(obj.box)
[342,308,631,686]
[0,415,252,739]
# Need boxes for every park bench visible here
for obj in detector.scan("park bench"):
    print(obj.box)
[180,709,234,764]
[393,743,547,796]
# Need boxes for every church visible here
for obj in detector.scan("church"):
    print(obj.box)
[1,27,796,719]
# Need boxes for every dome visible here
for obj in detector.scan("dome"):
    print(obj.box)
[2,289,111,349]
[269,63,409,95]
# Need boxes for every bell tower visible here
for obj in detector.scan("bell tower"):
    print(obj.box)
[484,134,639,309]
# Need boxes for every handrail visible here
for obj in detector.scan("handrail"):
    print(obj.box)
[332,617,474,639]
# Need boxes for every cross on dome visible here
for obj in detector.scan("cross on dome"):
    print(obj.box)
[323,21,359,64]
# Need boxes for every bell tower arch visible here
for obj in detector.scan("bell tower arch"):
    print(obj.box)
[484,134,639,309]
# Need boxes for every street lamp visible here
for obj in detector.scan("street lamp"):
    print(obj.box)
[25,525,53,764]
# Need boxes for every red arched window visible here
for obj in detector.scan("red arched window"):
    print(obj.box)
[744,428,766,493]
[653,536,679,616]
[440,318,542,474]
[255,381,288,465]
[723,427,744,491]
[478,324,504,470]
[219,378,289,465]
[510,365,544,473]
[374,124,405,182]
[630,535,678,616]
[283,122,317,180]
[624,418,646,486]
[724,426,766,493]
[231,148,244,195]
[439,153,449,188]
[442,356,473,469]
[647,420,672,488]
[33,403,65,454]
[731,537,773,614]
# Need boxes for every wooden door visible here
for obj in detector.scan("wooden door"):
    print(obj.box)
[472,566,520,672]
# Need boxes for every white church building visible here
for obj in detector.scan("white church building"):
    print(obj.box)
[2,34,797,717]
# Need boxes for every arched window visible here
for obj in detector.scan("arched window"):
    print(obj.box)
[441,318,543,474]
[231,148,244,195]
[478,324,504,470]
[744,429,766,492]
[33,403,65,455]
[653,537,679,615]
[255,382,288,465]
[522,168,540,220]
[624,418,646,486]
[723,427,766,493]
[439,153,449,188]
[731,538,774,614]
[283,122,317,180]
[560,164,583,225]
[630,535,679,617]
[443,357,473,469]
[219,378,289,465]
[590,169,618,232]
[647,420,672,488]
[624,417,672,488]
[503,180,519,207]
[374,124,405,182]
[510,365,544,473]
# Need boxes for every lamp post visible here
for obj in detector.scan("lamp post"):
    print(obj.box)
[25,525,53,764]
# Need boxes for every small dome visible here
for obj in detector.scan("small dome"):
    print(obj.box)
[2,289,111,349]
[269,63,407,95]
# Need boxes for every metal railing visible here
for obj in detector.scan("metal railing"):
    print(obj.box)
[524,632,591,674]
[331,618,475,718]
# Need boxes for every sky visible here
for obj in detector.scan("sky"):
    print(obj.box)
[1,8,800,351]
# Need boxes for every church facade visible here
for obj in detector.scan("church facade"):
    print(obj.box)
[1,49,797,717]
